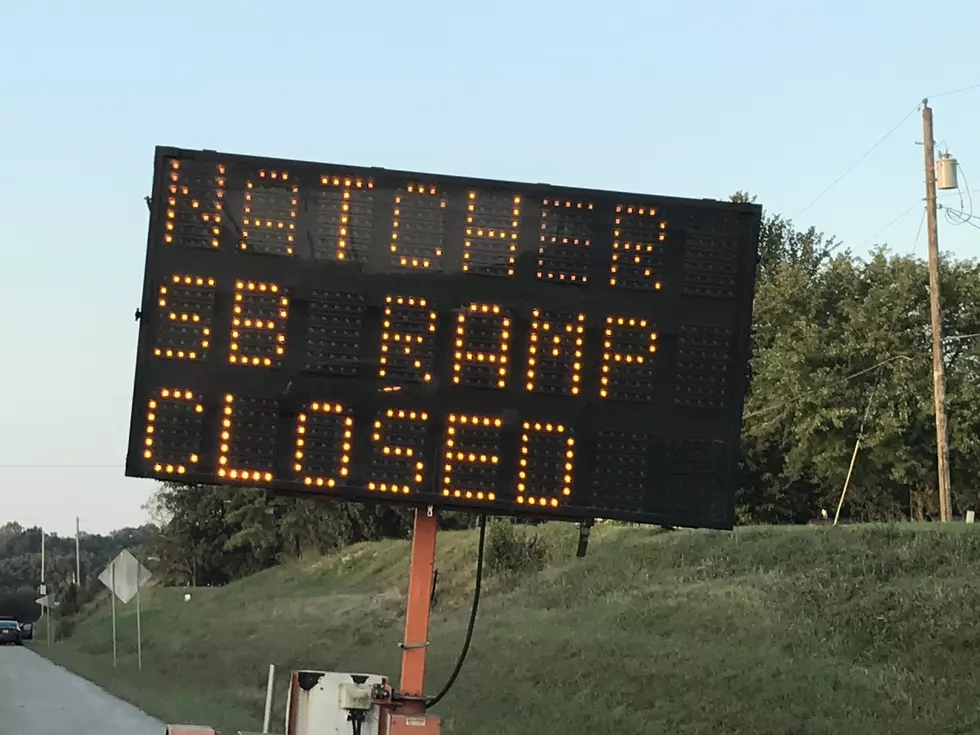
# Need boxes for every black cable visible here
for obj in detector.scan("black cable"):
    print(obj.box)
[793,104,918,219]
[425,514,487,708]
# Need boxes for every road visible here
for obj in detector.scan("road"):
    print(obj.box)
[0,645,163,735]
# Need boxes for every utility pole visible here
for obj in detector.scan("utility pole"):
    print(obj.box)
[922,98,953,521]
[76,517,81,588]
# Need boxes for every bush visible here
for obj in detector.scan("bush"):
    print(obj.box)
[485,519,551,577]
[59,583,80,617]
[56,616,76,641]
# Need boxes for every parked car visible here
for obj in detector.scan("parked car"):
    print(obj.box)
[0,620,23,645]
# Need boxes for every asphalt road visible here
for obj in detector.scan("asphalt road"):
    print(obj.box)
[0,645,163,735]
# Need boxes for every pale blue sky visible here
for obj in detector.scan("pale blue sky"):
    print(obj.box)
[2,0,978,535]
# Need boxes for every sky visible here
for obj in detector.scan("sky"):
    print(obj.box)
[1,0,978,536]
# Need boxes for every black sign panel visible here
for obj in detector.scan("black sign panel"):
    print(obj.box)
[126,146,761,529]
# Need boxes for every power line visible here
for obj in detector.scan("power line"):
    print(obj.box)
[928,81,980,99]
[911,206,927,256]
[743,333,980,431]
[793,105,919,220]
[743,355,914,421]
[0,464,123,469]
[854,200,923,251]
[792,84,978,222]
[949,214,980,232]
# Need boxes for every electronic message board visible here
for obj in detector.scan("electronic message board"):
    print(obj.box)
[125,146,761,529]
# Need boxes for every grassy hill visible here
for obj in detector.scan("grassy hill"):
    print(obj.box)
[34,521,980,735]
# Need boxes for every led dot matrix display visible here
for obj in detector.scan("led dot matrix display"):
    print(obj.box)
[610,204,666,290]
[452,303,512,389]
[153,274,215,360]
[391,184,447,269]
[380,296,438,385]
[538,198,594,284]
[229,280,289,368]
[442,414,503,501]
[369,409,430,494]
[526,309,586,395]
[240,170,297,256]
[294,402,353,489]
[313,175,375,263]
[463,191,521,276]
[127,147,762,530]
[164,160,225,249]
[142,388,204,476]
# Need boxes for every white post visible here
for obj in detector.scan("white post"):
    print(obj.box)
[76,517,81,590]
[41,530,48,648]
[262,664,276,733]
[111,564,117,668]
[136,583,143,672]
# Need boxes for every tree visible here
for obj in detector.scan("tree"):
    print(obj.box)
[735,196,980,523]
[146,482,417,586]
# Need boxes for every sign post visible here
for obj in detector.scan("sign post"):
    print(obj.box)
[111,564,117,667]
[35,593,58,647]
[98,550,152,670]
[136,581,142,671]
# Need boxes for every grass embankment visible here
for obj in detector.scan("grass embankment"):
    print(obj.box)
[33,522,980,735]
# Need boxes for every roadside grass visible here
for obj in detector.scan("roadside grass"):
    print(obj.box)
[34,521,980,735]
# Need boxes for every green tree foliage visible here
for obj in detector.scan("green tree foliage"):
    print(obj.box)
[737,199,980,524]
[146,483,418,586]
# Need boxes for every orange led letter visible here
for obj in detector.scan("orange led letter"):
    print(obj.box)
[452,303,511,389]
[229,280,289,368]
[315,175,375,262]
[163,159,225,249]
[517,421,576,508]
[537,198,593,284]
[216,394,278,483]
[368,409,430,494]
[441,414,504,501]
[153,274,216,361]
[600,316,658,401]
[240,169,297,257]
[142,387,204,477]
[525,309,585,395]
[390,184,447,269]
[463,191,521,276]
[380,296,438,385]
[609,204,666,290]
[293,401,353,490]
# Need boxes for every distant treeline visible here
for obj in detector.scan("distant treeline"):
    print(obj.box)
[0,522,153,621]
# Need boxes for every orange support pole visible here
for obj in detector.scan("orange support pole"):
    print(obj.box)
[398,508,438,711]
